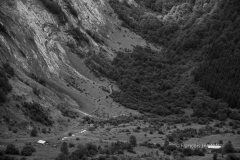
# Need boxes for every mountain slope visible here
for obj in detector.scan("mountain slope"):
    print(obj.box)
[0,0,141,130]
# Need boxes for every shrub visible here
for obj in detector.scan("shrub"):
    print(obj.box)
[219,140,223,144]
[0,23,8,35]
[224,142,234,153]
[98,155,106,160]
[33,87,40,96]
[215,129,221,134]
[0,89,7,103]
[183,148,193,156]
[213,152,217,160]
[164,149,171,155]
[30,129,37,137]
[0,69,12,103]
[42,128,47,134]
[3,63,14,77]
[86,30,104,44]
[57,105,79,118]
[60,142,68,155]
[55,153,68,160]
[193,148,205,156]
[22,102,53,126]
[72,144,87,159]
[129,135,137,147]
[12,128,18,133]
[68,132,72,136]
[85,143,98,156]
[67,28,89,45]
[0,156,15,160]
[21,145,36,156]
[5,144,19,155]
[0,150,4,156]
[225,154,240,160]
[69,143,75,148]
[29,74,46,86]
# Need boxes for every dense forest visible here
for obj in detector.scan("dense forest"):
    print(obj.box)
[87,46,188,115]
[85,0,240,120]
[127,0,240,109]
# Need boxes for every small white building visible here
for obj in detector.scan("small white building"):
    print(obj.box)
[37,140,47,145]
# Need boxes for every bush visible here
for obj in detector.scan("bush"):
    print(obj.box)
[3,63,14,77]
[193,148,205,156]
[22,102,53,126]
[98,155,106,160]
[85,143,98,156]
[21,145,36,156]
[0,89,7,103]
[55,153,68,160]
[12,128,18,133]
[67,28,89,45]
[60,142,68,155]
[164,149,171,155]
[0,155,15,160]
[5,144,19,155]
[129,135,137,147]
[57,105,79,118]
[0,150,4,156]
[0,69,12,103]
[42,128,47,134]
[33,87,40,96]
[225,154,240,160]
[219,140,223,144]
[86,30,104,44]
[29,74,46,86]
[213,152,217,160]
[224,142,234,153]
[30,129,37,137]
[69,143,75,148]
[183,148,193,156]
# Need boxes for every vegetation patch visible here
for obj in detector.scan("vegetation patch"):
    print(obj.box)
[63,0,78,18]
[21,102,53,126]
[0,63,13,103]
[29,73,46,86]
[57,104,79,118]
[67,28,89,46]
[66,43,85,58]
[38,0,67,24]
[86,30,104,44]
[0,23,9,36]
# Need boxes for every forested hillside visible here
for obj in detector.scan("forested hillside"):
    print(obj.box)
[87,0,240,120]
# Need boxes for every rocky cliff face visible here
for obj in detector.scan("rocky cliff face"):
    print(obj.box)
[0,0,117,127]
[0,0,112,76]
